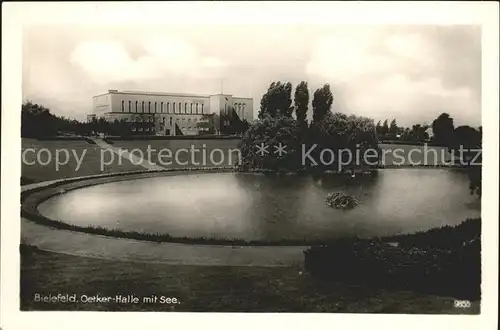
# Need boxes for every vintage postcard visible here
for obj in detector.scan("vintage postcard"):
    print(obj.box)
[1,2,498,330]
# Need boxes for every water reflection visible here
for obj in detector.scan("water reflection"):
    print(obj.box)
[38,169,481,241]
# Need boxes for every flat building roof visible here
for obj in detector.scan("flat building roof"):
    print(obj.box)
[94,90,252,99]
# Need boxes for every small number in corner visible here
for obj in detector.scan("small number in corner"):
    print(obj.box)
[454,300,471,308]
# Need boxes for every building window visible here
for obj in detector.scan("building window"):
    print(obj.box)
[121,100,125,112]
[190,103,193,114]
[148,101,151,113]
[169,117,172,126]
[154,102,157,113]
[142,101,145,113]
[160,102,163,113]
[201,104,204,114]
[195,103,199,114]
[184,103,187,114]
[129,101,132,112]
[135,101,138,113]
[179,103,182,114]
[166,102,169,114]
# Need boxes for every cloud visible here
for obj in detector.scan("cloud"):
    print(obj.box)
[305,27,480,126]
[23,25,481,125]
[69,36,226,84]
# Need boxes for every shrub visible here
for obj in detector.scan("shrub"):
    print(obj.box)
[325,192,359,209]
[303,218,481,300]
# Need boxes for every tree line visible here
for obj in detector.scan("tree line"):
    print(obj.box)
[240,81,482,198]
[375,119,430,143]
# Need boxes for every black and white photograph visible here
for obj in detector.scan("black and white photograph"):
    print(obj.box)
[1,2,499,330]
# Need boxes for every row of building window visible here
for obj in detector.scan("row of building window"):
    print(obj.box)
[122,117,202,124]
[130,126,198,132]
[121,101,205,114]
[132,127,155,132]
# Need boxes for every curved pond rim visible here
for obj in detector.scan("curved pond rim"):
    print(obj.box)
[22,167,476,247]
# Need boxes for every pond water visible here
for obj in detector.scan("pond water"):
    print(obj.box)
[37,169,481,242]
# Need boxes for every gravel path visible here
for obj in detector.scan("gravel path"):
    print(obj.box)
[91,138,165,171]
[21,218,306,267]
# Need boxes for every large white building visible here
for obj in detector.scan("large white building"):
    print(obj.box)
[91,90,254,135]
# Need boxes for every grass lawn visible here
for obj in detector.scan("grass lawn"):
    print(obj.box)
[109,139,241,168]
[20,245,478,313]
[378,143,452,166]
[22,139,144,183]
[21,138,454,184]
[19,138,477,313]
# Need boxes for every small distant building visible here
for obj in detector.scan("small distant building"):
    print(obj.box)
[89,90,254,136]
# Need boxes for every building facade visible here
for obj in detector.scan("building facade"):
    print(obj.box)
[91,90,253,136]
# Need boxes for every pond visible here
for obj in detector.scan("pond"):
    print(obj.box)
[37,169,481,242]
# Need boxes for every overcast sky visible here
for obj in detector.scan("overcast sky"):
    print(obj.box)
[22,24,481,127]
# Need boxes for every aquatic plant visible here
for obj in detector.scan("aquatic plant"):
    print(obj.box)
[325,192,359,209]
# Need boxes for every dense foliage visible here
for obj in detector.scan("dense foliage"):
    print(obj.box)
[430,113,482,196]
[375,119,430,143]
[258,81,293,119]
[311,84,334,123]
[22,101,82,138]
[239,115,301,171]
[432,113,455,146]
[304,218,481,300]
[294,81,309,128]
[308,112,380,171]
[243,82,380,173]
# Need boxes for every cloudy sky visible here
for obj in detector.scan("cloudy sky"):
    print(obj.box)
[22,24,481,127]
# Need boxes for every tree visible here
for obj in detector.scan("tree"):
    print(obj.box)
[312,84,333,123]
[452,125,482,197]
[239,115,301,171]
[294,81,309,128]
[407,124,429,142]
[22,101,59,138]
[432,113,455,146]
[389,119,398,135]
[401,127,411,141]
[313,112,379,171]
[450,125,482,164]
[381,119,389,136]
[375,121,382,135]
[258,81,293,119]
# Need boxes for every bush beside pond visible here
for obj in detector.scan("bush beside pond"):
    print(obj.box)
[303,218,481,300]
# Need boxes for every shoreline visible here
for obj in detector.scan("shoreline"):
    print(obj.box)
[22,169,479,247]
